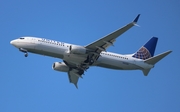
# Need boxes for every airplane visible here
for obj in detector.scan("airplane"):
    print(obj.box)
[10,14,172,88]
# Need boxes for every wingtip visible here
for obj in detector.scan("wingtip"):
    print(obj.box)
[133,14,141,23]
[74,83,78,89]
[167,50,173,54]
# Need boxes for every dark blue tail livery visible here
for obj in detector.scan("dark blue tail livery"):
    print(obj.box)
[132,37,158,60]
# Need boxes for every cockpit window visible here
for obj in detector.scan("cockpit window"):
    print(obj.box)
[19,37,24,39]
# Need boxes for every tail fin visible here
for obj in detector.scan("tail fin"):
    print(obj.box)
[132,37,158,60]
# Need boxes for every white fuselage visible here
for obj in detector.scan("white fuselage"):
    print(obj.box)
[10,37,153,70]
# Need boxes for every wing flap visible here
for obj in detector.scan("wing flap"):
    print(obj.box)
[68,71,79,89]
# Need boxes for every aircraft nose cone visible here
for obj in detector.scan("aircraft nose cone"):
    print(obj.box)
[10,40,18,47]
[10,40,16,45]
[10,40,13,44]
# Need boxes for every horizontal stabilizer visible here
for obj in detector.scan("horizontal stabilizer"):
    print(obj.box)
[142,69,151,76]
[144,50,172,65]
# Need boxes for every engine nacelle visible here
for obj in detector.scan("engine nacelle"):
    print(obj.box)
[52,62,69,72]
[70,45,87,54]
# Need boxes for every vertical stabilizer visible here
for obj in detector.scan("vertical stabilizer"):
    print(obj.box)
[132,37,158,60]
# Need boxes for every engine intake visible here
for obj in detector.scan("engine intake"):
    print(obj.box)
[52,62,69,72]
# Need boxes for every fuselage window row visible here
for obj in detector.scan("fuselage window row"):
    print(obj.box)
[101,53,128,60]
[38,39,65,46]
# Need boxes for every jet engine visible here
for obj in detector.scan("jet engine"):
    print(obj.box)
[68,45,87,54]
[52,62,69,72]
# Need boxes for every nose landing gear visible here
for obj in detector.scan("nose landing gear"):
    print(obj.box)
[25,53,28,57]
[19,48,28,57]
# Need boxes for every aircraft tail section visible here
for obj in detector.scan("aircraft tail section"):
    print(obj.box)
[142,50,172,76]
[132,37,158,60]
[142,69,151,76]
[144,50,172,65]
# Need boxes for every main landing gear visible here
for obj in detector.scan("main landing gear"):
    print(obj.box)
[84,55,94,65]
[24,53,28,57]
[19,48,28,57]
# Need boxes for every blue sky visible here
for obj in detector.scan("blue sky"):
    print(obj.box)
[0,0,180,112]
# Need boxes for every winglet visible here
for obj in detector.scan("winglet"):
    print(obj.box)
[133,14,140,23]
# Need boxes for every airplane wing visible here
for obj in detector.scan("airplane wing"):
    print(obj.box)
[64,14,141,88]
[85,14,140,53]
[68,71,79,88]
[64,60,84,88]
